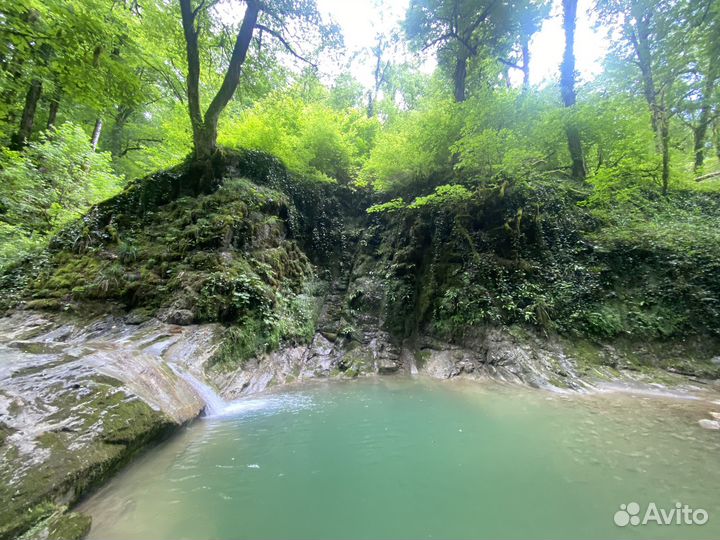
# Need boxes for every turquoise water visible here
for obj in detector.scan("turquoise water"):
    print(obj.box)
[81,378,720,539]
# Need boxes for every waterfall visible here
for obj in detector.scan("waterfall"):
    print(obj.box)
[409,351,419,375]
[171,366,227,416]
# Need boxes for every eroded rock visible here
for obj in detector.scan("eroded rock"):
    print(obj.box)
[0,311,221,540]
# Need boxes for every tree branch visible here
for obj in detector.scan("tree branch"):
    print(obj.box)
[255,24,316,67]
[191,0,207,19]
[203,0,260,127]
[498,57,522,70]
[421,32,453,51]
[463,0,498,39]
[696,170,720,182]
[119,138,165,157]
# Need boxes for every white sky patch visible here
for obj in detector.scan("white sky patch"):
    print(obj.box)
[317,0,610,90]
[526,0,609,86]
[316,0,416,88]
[213,0,610,92]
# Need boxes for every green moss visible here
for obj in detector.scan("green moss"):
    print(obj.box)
[46,511,91,540]
[24,298,63,311]
[13,154,318,336]
[208,323,266,368]
[0,379,176,540]
[339,348,373,376]
[16,506,91,540]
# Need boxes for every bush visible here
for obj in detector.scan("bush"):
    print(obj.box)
[219,92,378,183]
[452,88,566,182]
[359,96,461,193]
[0,123,122,267]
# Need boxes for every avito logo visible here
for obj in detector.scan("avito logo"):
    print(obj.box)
[614,502,709,527]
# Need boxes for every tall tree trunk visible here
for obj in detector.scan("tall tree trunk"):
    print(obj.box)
[110,105,133,157]
[46,87,61,130]
[91,118,103,151]
[180,0,205,157]
[629,7,672,193]
[659,106,670,195]
[694,123,708,171]
[502,66,512,89]
[11,78,43,149]
[560,0,586,180]
[453,48,468,103]
[632,18,658,133]
[521,35,530,91]
[180,0,259,160]
[693,75,716,171]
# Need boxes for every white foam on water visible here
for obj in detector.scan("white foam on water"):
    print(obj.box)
[171,364,313,419]
[221,399,273,416]
[594,381,702,401]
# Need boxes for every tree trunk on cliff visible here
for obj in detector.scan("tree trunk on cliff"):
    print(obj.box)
[560,0,586,180]
[180,0,259,160]
[11,78,42,149]
[454,48,468,102]
[46,88,60,130]
[693,76,716,171]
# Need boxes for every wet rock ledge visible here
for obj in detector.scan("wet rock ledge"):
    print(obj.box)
[0,311,216,540]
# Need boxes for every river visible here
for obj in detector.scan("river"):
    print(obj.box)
[80,377,720,539]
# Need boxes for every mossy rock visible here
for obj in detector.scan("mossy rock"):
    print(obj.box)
[0,381,176,540]
[17,507,91,540]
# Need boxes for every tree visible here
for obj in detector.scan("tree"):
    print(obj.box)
[178,0,337,160]
[366,31,397,118]
[681,0,720,171]
[499,0,550,90]
[0,122,121,237]
[596,0,712,193]
[560,0,586,180]
[180,0,260,159]
[405,0,515,102]
[0,0,151,150]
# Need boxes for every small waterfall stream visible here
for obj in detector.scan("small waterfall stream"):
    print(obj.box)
[171,365,227,416]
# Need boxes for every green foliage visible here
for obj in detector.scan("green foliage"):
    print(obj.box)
[8,153,343,366]
[219,88,379,183]
[360,93,461,193]
[452,89,566,181]
[1,0,720,357]
[0,123,121,266]
[404,0,535,95]
[367,198,405,214]
[408,184,473,209]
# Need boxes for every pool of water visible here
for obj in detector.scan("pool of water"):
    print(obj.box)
[80,378,720,539]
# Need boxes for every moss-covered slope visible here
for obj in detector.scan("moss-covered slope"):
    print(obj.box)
[2,150,720,377]
[1,150,362,367]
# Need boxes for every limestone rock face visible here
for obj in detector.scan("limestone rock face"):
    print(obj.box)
[0,311,221,540]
